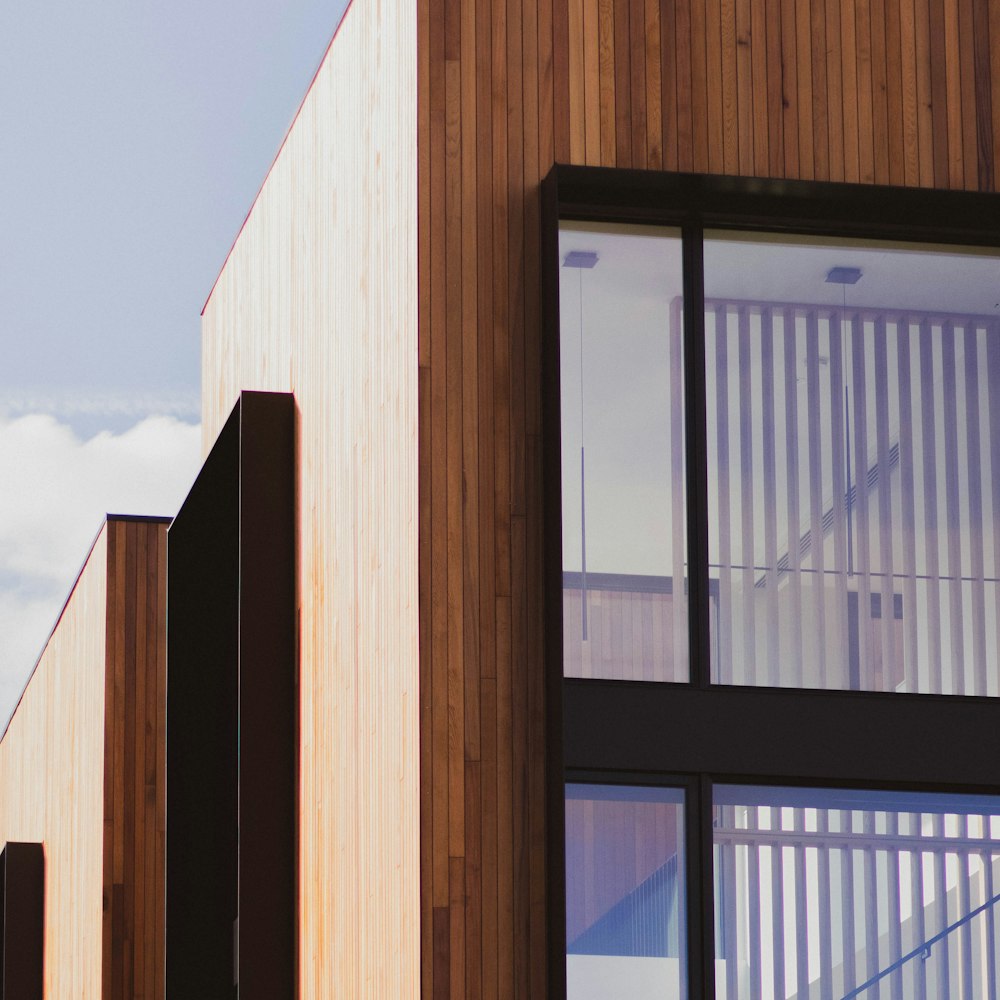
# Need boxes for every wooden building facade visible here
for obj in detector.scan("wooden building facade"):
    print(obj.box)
[195,0,1000,997]
[0,516,167,999]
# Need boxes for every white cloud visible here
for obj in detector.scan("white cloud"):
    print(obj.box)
[0,412,201,727]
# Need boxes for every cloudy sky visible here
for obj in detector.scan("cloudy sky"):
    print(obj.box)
[0,1,349,723]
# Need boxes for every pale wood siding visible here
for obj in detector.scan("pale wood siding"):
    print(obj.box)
[0,516,166,1000]
[418,0,1000,997]
[0,527,107,999]
[200,2,420,998]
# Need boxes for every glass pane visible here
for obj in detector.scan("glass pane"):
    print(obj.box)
[560,223,687,682]
[566,783,687,999]
[714,785,1000,1000]
[705,233,1000,693]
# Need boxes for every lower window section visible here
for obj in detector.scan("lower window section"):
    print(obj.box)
[566,784,687,999]
[564,783,1000,999]
[714,786,1000,1000]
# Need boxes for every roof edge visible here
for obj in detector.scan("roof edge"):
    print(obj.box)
[201,0,356,316]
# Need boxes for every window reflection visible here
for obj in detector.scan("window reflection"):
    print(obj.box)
[705,235,1000,693]
[714,786,1000,1000]
[559,223,688,683]
[566,784,687,999]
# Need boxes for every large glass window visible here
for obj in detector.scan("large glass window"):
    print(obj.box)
[714,786,1000,999]
[705,235,1000,694]
[566,784,687,999]
[559,224,688,683]
[550,169,1000,1000]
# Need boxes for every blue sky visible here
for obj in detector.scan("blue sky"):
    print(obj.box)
[0,0,349,721]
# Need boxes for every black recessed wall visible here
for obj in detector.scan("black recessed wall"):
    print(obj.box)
[167,391,296,1000]
[0,842,44,1000]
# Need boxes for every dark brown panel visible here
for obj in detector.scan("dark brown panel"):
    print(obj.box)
[102,515,168,1000]
[167,392,295,1000]
[1,842,43,1000]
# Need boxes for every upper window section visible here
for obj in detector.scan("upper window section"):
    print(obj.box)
[559,223,688,683]
[705,234,1000,694]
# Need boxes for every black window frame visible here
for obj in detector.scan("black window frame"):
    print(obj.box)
[541,165,1000,999]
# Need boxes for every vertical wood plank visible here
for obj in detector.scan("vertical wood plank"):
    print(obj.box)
[899,0,921,184]
[842,0,862,180]
[599,0,617,164]
[959,0,979,188]
[644,0,663,167]
[780,0,801,177]
[584,0,602,163]
[928,0,951,185]
[568,0,586,162]
[750,0,771,174]
[721,0,740,171]
[691,0,711,171]
[884,0,906,184]
[735,0,754,173]
[613,0,632,165]
[990,0,1000,191]
[870,0,892,183]
[553,0,572,161]
[825,0,846,180]
[765,0,784,175]
[628,0,647,168]
[706,0,726,171]
[661,0,679,170]
[972,0,995,189]
[676,0,694,171]
[942,0,965,186]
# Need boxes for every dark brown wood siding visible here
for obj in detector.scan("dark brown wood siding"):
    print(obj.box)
[418,0,1000,996]
[102,516,167,1000]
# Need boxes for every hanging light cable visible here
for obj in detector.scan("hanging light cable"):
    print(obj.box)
[826,266,862,580]
[564,250,599,641]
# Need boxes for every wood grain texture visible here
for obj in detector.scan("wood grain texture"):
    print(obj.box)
[200,3,420,998]
[102,518,167,1000]
[0,516,166,1000]
[195,0,1000,997]
[416,1,1000,996]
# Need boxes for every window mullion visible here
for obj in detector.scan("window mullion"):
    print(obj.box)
[683,225,711,690]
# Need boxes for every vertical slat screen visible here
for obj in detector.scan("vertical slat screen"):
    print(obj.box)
[793,809,810,997]
[760,310,781,687]
[828,311,851,692]
[715,795,1000,997]
[918,319,946,693]
[715,306,735,685]
[806,309,829,690]
[737,308,757,685]
[964,327,988,697]
[705,295,1000,696]
[782,309,804,688]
